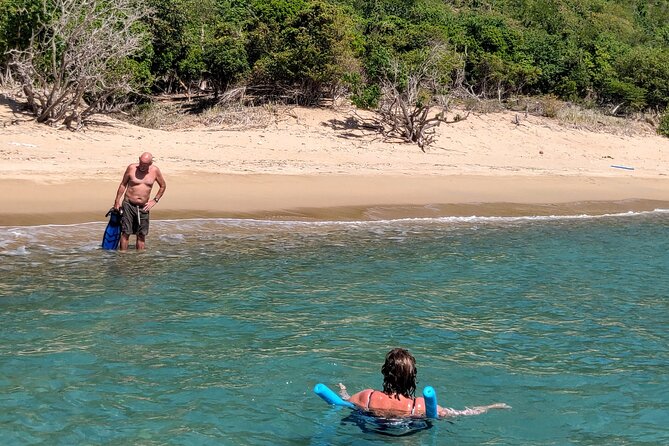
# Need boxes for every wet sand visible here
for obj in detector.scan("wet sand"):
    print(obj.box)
[2,174,668,225]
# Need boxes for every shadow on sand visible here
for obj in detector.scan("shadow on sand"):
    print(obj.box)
[324,116,383,140]
[0,92,34,122]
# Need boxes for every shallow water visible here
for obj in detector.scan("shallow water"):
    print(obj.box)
[1,212,668,445]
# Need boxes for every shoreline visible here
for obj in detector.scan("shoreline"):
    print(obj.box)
[2,174,669,226]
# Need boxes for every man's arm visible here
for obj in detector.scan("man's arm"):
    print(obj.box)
[143,166,166,211]
[114,166,131,209]
[153,166,166,201]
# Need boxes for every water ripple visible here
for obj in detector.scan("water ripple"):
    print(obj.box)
[0,214,668,444]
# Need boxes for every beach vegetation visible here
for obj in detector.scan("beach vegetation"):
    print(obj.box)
[5,0,151,129]
[121,94,288,130]
[243,0,361,105]
[658,110,669,138]
[3,0,669,139]
[371,43,467,150]
[0,0,43,76]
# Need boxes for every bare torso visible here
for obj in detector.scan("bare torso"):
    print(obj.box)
[122,163,159,205]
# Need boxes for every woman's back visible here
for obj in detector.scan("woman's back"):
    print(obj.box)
[349,389,427,416]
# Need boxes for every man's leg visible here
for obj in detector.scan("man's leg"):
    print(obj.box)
[119,233,130,251]
[136,233,146,250]
[136,209,149,250]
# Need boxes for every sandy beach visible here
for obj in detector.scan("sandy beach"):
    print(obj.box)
[2,93,669,225]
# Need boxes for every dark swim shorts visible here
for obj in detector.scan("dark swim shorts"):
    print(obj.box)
[121,199,150,236]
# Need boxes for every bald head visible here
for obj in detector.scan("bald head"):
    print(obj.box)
[138,152,153,172]
[139,152,153,164]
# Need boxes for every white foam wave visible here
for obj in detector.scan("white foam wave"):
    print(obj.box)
[157,208,669,227]
[1,246,30,256]
[159,233,186,241]
[0,209,666,252]
[0,221,101,231]
[0,208,665,233]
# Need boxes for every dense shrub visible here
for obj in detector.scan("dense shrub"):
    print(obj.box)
[146,0,190,85]
[244,0,359,103]
[614,46,669,110]
[203,29,248,93]
[658,110,669,137]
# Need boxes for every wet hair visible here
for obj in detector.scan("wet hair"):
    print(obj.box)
[381,348,417,399]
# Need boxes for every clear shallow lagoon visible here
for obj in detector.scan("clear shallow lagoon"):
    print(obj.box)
[1,212,668,445]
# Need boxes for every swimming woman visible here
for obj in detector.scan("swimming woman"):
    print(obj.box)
[338,348,510,418]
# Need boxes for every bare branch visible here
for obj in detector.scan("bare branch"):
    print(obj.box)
[8,0,151,129]
[372,44,466,151]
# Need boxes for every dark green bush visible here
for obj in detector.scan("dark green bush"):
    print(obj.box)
[146,0,190,80]
[0,0,43,67]
[351,84,381,109]
[614,46,669,110]
[203,29,249,93]
[243,0,358,103]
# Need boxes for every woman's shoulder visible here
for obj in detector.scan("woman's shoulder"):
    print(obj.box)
[349,388,375,408]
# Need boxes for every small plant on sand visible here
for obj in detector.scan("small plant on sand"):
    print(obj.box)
[123,101,186,129]
[535,95,563,118]
[659,111,669,137]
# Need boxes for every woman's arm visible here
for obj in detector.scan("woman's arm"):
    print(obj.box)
[337,383,351,400]
[438,403,511,418]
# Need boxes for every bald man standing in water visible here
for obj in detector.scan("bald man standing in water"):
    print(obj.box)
[113,152,166,250]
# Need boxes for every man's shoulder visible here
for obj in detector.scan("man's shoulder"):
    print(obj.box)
[151,165,164,179]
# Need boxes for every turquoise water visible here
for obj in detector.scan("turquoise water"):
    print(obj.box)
[1,212,668,445]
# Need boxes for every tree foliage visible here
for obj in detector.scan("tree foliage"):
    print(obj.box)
[3,0,669,125]
[0,0,43,70]
[243,0,359,104]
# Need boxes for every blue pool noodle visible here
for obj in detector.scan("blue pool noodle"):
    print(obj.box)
[423,386,438,418]
[314,383,356,409]
[315,383,439,418]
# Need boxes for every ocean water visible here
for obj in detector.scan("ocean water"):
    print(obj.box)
[1,211,668,445]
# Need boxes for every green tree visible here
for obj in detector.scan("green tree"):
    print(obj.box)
[616,46,669,109]
[245,0,359,104]
[0,0,42,70]
[203,25,248,93]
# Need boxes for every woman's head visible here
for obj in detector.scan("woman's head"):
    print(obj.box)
[381,348,417,398]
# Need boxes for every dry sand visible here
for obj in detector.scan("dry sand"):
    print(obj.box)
[1,93,668,225]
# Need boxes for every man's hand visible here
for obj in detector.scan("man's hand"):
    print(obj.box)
[142,200,157,212]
